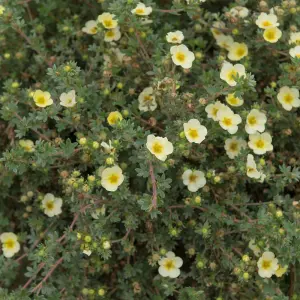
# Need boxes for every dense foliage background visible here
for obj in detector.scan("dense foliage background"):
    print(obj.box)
[0,0,300,299]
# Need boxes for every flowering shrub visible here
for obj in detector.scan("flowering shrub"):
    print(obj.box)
[1,0,300,299]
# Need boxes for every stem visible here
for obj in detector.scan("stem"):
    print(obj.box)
[149,162,157,210]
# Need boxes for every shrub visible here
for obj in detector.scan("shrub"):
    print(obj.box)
[0,0,300,299]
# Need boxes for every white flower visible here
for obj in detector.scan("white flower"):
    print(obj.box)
[60,90,76,108]
[215,34,234,50]
[205,101,226,121]
[257,251,278,278]
[98,12,118,29]
[104,27,121,42]
[248,132,273,155]
[101,165,124,192]
[211,21,226,38]
[101,140,115,154]
[227,42,248,61]
[229,6,249,18]
[277,86,300,111]
[131,2,152,16]
[246,154,261,179]
[217,106,242,134]
[289,32,300,45]
[183,119,207,144]
[249,239,261,257]
[263,27,282,43]
[82,20,98,35]
[146,135,173,161]
[42,193,63,217]
[220,61,246,86]
[158,252,183,278]
[256,12,279,29]
[225,93,244,107]
[182,169,206,192]
[289,46,300,59]
[138,87,157,112]
[83,249,92,256]
[0,232,20,258]
[166,31,184,44]
[170,44,195,69]
[245,109,267,134]
[224,136,246,159]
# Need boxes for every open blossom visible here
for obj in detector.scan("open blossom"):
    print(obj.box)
[245,109,267,134]
[217,106,242,134]
[19,139,35,152]
[42,193,63,217]
[275,265,288,277]
[227,42,248,61]
[246,154,261,179]
[60,90,76,107]
[182,169,206,192]
[166,31,184,44]
[104,27,121,42]
[131,2,152,16]
[98,13,118,29]
[138,87,157,112]
[229,6,249,18]
[0,5,5,15]
[224,136,246,159]
[82,20,98,34]
[107,111,123,125]
[211,21,226,38]
[33,90,53,107]
[170,44,195,69]
[257,251,278,278]
[183,119,207,144]
[289,46,300,59]
[216,34,234,50]
[289,32,300,45]
[158,252,183,278]
[256,13,279,29]
[146,135,173,161]
[226,93,244,107]
[277,86,300,111]
[0,232,20,258]
[248,132,273,155]
[220,61,246,86]
[263,27,282,43]
[101,165,124,192]
[205,101,226,121]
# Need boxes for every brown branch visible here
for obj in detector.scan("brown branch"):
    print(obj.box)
[149,162,157,210]
[111,229,131,244]
[22,262,45,289]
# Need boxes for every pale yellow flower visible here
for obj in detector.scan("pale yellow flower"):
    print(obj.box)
[33,90,53,107]
[275,265,288,277]
[225,93,244,107]
[158,251,183,278]
[166,31,184,44]
[131,2,152,16]
[217,106,242,134]
[211,21,226,39]
[249,239,261,257]
[256,13,279,29]
[224,136,246,159]
[104,27,121,42]
[227,42,248,61]
[248,132,273,155]
[220,61,246,86]
[98,12,118,29]
[42,193,62,217]
[182,169,206,192]
[257,251,278,278]
[289,32,300,45]
[289,46,300,59]
[138,87,157,112]
[216,35,234,50]
[19,140,35,153]
[60,90,76,108]
[146,135,173,161]
[101,165,124,192]
[170,44,195,69]
[183,119,207,144]
[0,5,5,15]
[246,154,261,179]
[245,109,267,134]
[263,27,282,43]
[277,86,300,111]
[205,101,226,121]
[107,111,123,125]
[82,20,98,34]
[0,232,20,258]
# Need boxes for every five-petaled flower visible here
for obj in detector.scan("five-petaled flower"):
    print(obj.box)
[158,251,183,278]
[131,2,152,16]
[257,251,278,278]
[42,193,63,217]
[220,61,246,86]
[0,232,20,258]
[182,169,206,192]
[277,86,300,111]
[248,132,273,155]
[101,165,124,192]
[183,119,207,144]
[146,135,174,161]
[170,44,195,69]
[33,90,53,107]
[60,90,76,108]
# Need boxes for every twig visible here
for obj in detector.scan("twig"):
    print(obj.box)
[149,162,157,210]
[111,229,131,244]
[22,262,45,289]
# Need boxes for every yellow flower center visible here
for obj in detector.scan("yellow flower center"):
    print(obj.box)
[262,20,272,27]
[172,37,178,42]
[248,116,257,126]
[227,70,237,81]
[36,96,46,105]
[103,19,113,28]
[247,167,255,173]
[262,260,271,270]
[296,54,300,58]
[230,142,238,151]
[90,27,97,34]
[212,107,219,117]
[106,30,115,38]
[135,8,145,14]
[283,93,294,104]
[188,128,199,139]
[228,95,238,105]
[175,52,186,63]
[46,201,54,210]
[163,259,175,271]
[143,95,152,102]
[189,173,198,183]
[255,139,265,149]
[152,142,163,154]
[108,174,119,184]
[4,239,15,249]
[265,30,275,41]
[223,117,233,126]
[236,47,246,57]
